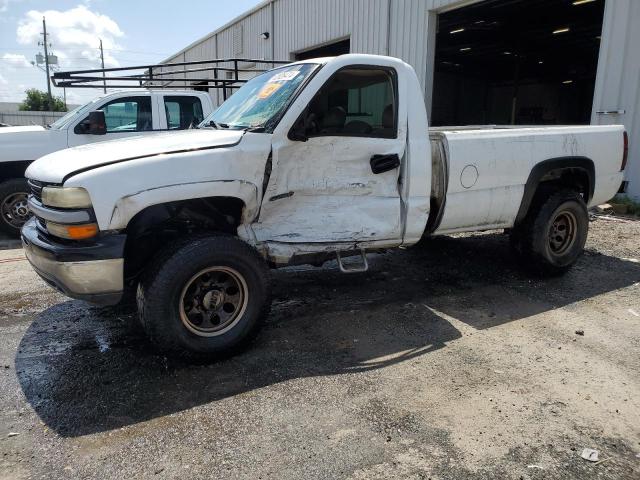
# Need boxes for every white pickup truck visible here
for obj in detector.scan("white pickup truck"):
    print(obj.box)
[0,90,213,236]
[22,54,627,357]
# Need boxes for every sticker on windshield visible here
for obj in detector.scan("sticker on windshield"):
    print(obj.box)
[257,69,301,99]
[258,83,283,99]
[268,70,300,83]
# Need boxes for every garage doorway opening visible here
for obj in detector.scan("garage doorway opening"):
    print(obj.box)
[294,38,351,61]
[431,0,605,127]
[191,81,209,93]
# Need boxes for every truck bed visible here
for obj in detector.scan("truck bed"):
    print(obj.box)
[427,125,625,235]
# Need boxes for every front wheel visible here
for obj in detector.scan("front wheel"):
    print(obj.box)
[137,235,271,358]
[511,189,589,276]
[0,179,31,238]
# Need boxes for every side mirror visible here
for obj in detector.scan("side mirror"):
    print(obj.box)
[74,110,107,135]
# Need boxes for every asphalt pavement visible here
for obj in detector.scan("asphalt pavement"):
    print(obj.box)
[1,219,639,479]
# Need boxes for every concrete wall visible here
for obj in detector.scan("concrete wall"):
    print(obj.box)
[164,0,640,198]
[0,110,67,127]
[0,102,80,127]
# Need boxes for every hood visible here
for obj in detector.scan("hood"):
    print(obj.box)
[0,125,46,134]
[0,125,67,162]
[26,128,245,184]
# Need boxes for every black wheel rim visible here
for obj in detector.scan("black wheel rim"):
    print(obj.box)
[1,192,30,230]
[548,210,577,256]
[179,266,248,337]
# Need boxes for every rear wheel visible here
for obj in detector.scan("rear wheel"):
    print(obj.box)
[0,179,31,237]
[137,235,271,358]
[511,189,588,275]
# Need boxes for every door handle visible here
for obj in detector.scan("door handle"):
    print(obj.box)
[370,154,400,174]
[596,109,625,115]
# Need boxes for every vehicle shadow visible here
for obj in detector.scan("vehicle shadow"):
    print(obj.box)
[14,232,640,437]
[0,236,21,251]
[15,289,459,437]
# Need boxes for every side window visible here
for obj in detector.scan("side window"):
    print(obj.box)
[305,68,397,138]
[163,96,204,130]
[100,96,153,132]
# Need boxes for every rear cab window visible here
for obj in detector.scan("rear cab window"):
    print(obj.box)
[100,96,153,132]
[163,96,204,130]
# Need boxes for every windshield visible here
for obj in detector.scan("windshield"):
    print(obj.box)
[200,63,318,131]
[48,98,100,130]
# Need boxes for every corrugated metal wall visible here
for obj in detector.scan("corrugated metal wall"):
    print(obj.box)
[273,0,389,58]
[163,0,465,94]
[591,0,640,199]
[164,0,639,198]
[163,0,451,101]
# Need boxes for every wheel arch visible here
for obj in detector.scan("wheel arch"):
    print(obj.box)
[515,156,595,225]
[0,161,32,183]
[108,180,259,230]
[117,183,259,283]
[121,195,250,284]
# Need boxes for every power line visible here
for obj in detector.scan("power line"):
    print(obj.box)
[0,47,172,56]
[0,61,35,66]
[100,48,172,55]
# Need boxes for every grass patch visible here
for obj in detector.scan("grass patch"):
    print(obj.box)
[613,195,640,216]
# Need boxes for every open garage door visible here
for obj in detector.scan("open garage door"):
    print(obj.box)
[431,0,605,127]
[294,38,351,61]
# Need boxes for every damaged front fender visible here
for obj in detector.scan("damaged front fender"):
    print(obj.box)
[108,180,260,230]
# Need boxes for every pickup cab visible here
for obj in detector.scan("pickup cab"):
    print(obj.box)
[0,90,214,236]
[22,54,627,357]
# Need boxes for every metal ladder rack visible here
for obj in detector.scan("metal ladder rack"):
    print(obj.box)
[51,58,290,100]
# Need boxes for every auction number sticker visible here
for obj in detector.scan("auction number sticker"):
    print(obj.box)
[257,69,301,99]
[268,70,300,83]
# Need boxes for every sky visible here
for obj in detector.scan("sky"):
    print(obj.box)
[0,0,263,104]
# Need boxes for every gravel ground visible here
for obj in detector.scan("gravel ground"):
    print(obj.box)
[0,218,639,479]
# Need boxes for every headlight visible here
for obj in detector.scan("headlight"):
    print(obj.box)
[46,221,98,240]
[41,187,92,209]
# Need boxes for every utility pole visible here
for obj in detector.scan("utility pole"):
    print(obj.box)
[41,17,53,111]
[99,38,106,93]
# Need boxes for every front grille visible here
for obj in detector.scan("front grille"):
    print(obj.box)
[27,179,53,234]
[28,179,45,203]
[36,217,47,231]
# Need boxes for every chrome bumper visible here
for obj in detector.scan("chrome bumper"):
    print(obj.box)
[21,218,125,305]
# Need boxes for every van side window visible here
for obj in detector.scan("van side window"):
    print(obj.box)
[101,96,153,132]
[306,68,397,138]
[164,96,204,130]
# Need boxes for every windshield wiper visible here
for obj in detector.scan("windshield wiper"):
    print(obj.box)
[244,126,266,133]
[203,120,230,129]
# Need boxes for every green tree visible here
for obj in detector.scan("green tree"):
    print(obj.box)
[18,89,67,112]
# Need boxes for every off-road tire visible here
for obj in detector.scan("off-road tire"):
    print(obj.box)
[0,178,31,238]
[511,189,588,276]
[137,235,271,358]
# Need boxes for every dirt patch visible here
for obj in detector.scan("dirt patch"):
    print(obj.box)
[0,217,639,479]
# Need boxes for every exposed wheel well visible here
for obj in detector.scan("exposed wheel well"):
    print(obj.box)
[0,161,32,183]
[515,157,594,225]
[122,196,245,283]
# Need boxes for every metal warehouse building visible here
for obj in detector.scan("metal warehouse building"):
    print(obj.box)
[162,0,640,199]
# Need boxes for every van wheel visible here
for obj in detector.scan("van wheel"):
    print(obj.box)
[511,189,588,276]
[0,179,31,237]
[137,235,271,358]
